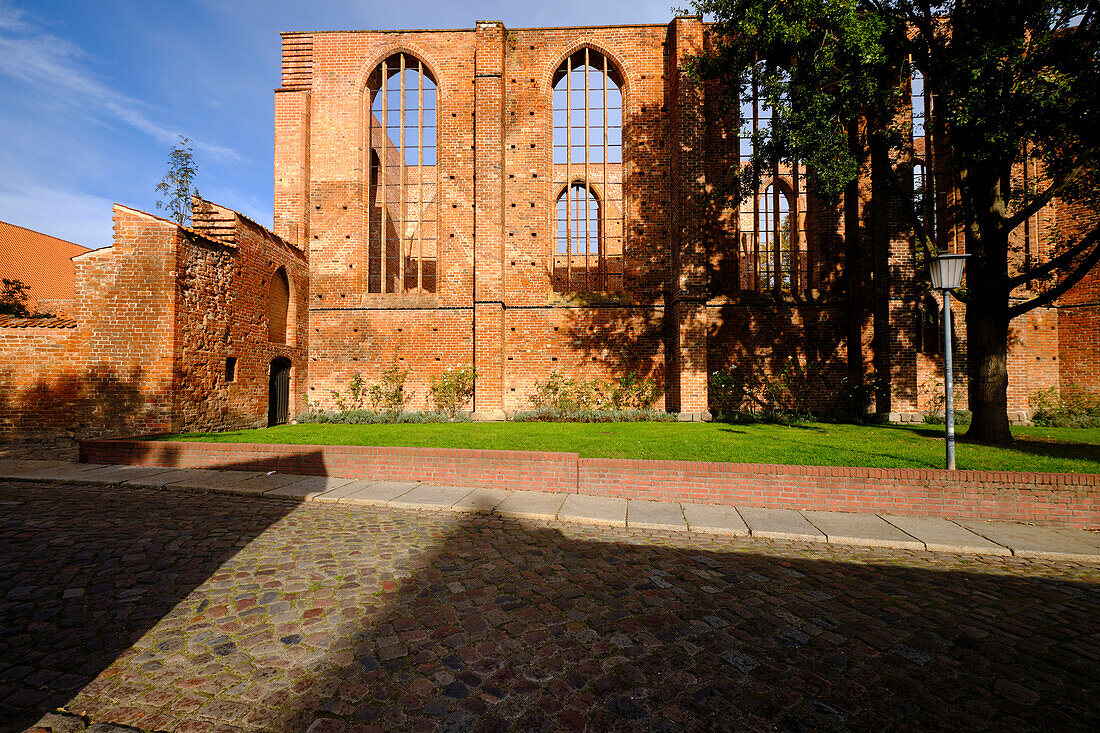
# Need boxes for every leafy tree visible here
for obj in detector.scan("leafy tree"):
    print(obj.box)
[0,278,32,317]
[686,1,1099,444]
[155,135,200,226]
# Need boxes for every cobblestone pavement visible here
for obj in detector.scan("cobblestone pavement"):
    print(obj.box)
[2,480,1098,733]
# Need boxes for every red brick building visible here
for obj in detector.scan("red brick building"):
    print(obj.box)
[0,202,306,437]
[273,18,1097,422]
[0,18,1095,439]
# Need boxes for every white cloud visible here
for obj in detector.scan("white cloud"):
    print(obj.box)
[0,180,115,248]
[0,14,239,162]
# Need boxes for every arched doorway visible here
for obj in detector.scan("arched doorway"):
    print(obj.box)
[268,357,292,426]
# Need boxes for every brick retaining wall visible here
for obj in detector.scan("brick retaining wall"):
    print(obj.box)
[79,439,1100,529]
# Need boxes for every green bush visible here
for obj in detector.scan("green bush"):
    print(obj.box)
[430,366,476,418]
[299,408,470,425]
[528,371,661,413]
[922,410,972,425]
[1031,385,1100,428]
[512,407,675,423]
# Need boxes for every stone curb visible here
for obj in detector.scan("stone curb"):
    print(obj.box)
[2,463,1098,561]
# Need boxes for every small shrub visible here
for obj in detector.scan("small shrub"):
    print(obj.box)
[298,408,470,425]
[920,374,966,424]
[922,410,972,425]
[369,362,410,418]
[429,366,477,418]
[512,407,675,423]
[1031,385,1100,428]
[606,372,661,411]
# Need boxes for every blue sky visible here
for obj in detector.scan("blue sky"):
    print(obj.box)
[0,0,678,248]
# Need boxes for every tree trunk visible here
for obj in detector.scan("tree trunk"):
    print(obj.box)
[960,162,1015,445]
[964,295,1014,444]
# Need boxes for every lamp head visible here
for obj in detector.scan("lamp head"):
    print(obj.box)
[930,253,969,290]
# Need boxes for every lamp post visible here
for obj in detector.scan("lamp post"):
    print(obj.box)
[929,253,969,470]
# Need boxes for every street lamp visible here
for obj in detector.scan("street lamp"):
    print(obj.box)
[929,253,969,470]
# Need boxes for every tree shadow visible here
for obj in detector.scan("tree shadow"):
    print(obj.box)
[8,490,1095,732]
[0,448,331,733]
[892,424,1100,465]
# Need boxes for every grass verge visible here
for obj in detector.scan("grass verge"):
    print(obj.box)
[161,422,1100,473]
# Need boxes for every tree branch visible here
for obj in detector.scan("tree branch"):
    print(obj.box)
[1004,153,1095,233]
[1006,226,1100,288]
[1007,230,1100,317]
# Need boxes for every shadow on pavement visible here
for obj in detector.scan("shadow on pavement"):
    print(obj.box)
[2,477,1097,732]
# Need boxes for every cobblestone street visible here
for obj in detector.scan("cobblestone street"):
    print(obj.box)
[1,480,1097,732]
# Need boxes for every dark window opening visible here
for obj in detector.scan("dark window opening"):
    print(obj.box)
[224,356,237,383]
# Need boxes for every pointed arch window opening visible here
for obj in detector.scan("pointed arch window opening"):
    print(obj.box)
[552,47,624,292]
[366,53,438,294]
[911,65,938,247]
[736,62,808,295]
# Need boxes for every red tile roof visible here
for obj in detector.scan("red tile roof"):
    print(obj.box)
[0,314,78,329]
[0,220,91,303]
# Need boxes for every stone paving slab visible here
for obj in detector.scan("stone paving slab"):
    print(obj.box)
[311,478,389,504]
[0,459,81,478]
[121,468,205,488]
[682,503,749,536]
[387,484,474,510]
[956,520,1100,561]
[340,480,421,506]
[628,499,688,531]
[881,515,1012,555]
[69,464,180,485]
[559,494,629,527]
[452,488,512,514]
[803,510,926,550]
[493,490,567,520]
[174,469,267,492]
[3,461,109,482]
[739,506,827,542]
[230,471,309,495]
[264,475,355,500]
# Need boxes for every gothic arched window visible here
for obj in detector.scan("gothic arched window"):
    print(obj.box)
[366,53,437,293]
[552,48,624,292]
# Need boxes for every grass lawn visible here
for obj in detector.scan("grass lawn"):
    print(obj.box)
[162,421,1100,473]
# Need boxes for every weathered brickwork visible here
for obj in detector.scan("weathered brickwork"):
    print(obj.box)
[276,18,1096,419]
[0,202,307,437]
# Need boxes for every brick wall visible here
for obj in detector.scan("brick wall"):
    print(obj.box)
[280,19,1098,419]
[79,438,1100,529]
[0,201,307,438]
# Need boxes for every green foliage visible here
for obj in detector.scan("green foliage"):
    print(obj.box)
[325,364,410,419]
[0,278,54,318]
[298,406,470,425]
[429,366,477,418]
[687,0,1100,441]
[0,278,32,317]
[1031,384,1100,427]
[920,374,970,424]
[512,408,675,423]
[708,353,828,420]
[155,136,199,226]
[528,371,662,413]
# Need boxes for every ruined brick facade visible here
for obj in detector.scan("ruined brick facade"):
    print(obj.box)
[0,202,306,437]
[273,18,1096,420]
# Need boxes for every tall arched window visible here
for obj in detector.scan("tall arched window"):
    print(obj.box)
[911,66,936,242]
[268,267,290,344]
[552,48,624,292]
[739,182,806,292]
[554,183,601,290]
[366,53,437,294]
